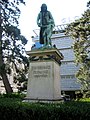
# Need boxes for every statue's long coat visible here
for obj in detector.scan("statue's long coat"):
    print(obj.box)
[37,11,55,44]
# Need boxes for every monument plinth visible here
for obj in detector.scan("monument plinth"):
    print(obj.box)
[26,48,63,102]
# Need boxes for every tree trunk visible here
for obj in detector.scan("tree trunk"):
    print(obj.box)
[1,70,13,93]
[0,40,13,93]
[0,9,13,93]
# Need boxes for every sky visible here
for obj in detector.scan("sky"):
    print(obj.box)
[19,0,89,50]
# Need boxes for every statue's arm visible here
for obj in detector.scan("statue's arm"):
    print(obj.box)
[49,11,55,27]
[37,13,41,27]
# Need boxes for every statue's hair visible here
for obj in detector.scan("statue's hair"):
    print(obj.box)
[41,3,47,12]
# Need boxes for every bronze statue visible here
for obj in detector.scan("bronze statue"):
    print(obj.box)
[37,4,55,48]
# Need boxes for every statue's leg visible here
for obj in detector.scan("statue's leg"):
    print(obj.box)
[46,27,52,47]
[49,39,52,46]
[42,28,47,46]
[42,26,53,48]
[44,37,47,46]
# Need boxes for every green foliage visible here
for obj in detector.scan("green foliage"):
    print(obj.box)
[0,93,26,99]
[83,90,90,98]
[0,0,29,92]
[0,98,90,120]
[79,98,90,102]
[1,0,25,5]
[66,2,90,90]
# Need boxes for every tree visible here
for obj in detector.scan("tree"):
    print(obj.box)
[1,0,25,4]
[0,0,28,93]
[66,1,90,90]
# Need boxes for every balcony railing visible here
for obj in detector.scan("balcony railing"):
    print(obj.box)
[32,24,68,37]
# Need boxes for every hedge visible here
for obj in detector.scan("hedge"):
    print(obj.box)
[0,98,90,120]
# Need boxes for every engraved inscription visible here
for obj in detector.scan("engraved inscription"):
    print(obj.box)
[31,65,51,78]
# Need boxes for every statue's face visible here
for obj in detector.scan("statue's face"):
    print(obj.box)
[41,4,47,12]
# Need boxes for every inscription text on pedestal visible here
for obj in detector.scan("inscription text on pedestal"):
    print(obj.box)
[31,65,51,78]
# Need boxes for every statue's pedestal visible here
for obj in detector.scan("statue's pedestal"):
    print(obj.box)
[25,48,63,102]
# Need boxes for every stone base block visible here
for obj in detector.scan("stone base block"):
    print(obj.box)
[27,61,61,100]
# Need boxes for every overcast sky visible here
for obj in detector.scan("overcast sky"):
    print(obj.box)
[19,0,89,50]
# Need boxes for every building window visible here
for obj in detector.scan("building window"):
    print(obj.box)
[61,75,75,79]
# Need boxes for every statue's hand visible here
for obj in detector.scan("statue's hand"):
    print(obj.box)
[37,23,42,27]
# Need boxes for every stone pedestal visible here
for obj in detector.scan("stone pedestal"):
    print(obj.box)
[26,48,63,102]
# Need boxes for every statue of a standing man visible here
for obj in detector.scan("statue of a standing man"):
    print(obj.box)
[37,4,55,48]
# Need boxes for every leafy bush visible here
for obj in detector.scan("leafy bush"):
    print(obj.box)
[79,98,90,102]
[0,98,90,120]
[0,93,26,99]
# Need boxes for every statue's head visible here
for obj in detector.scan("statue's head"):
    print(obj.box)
[41,3,47,12]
